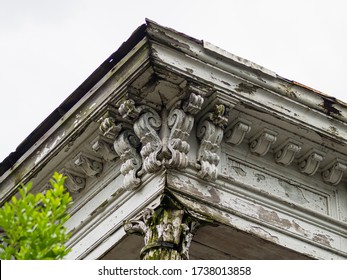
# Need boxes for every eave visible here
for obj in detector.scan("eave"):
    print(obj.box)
[0,19,346,260]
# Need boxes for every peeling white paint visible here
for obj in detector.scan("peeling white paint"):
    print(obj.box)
[35,131,66,164]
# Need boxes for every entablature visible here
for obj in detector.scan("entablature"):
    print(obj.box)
[1,20,346,260]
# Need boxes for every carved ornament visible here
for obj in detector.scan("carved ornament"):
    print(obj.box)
[99,116,122,139]
[166,92,203,169]
[197,104,229,181]
[124,198,200,260]
[74,153,103,177]
[60,168,86,193]
[321,158,347,185]
[274,138,302,166]
[225,118,252,145]
[114,129,142,190]
[249,128,277,156]
[91,135,118,162]
[299,149,325,176]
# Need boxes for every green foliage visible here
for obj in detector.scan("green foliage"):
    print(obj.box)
[0,172,73,260]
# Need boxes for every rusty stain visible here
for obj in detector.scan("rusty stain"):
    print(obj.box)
[312,233,333,247]
[258,206,292,229]
[235,82,259,95]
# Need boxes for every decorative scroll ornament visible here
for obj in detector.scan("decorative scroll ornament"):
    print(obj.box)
[118,99,140,119]
[321,158,347,185]
[99,116,122,139]
[167,109,193,169]
[91,135,118,162]
[134,107,162,173]
[124,202,199,260]
[274,138,302,166]
[299,149,325,176]
[114,129,142,190]
[249,128,277,156]
[74,153,103,177]
[166,92,203,169]
[182,92,204,115]
[60,169,86,193]
[225,118,252,145]
[197,104,229,181]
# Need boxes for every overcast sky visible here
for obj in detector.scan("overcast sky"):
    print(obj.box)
[0,0,346,163]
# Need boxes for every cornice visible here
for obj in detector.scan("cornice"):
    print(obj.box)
[146,20,347,145]
[0,20,346,259]
[146,19,347,122]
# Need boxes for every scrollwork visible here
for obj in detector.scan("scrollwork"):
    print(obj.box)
[249,128,277,156]
[322,158,347,185]
[299,149,325,176]
[114,129,142,190]
[91,135,118,162]
[99,117,122,139]
[167,108,194,169]
[60,169,86,193]
[197,120,224,181]
[274,138,302,166]
[74,153,103,177]
[225,118,252,145]
[133,107,162,173]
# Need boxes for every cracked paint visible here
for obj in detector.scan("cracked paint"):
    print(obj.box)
[35,131,66,165]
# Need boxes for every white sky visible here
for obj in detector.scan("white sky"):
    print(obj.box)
[0,0,346,163]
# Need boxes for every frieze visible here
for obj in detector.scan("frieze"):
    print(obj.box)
[225,157,331,216]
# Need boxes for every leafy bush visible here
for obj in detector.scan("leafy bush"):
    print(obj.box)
[0,172,72,260]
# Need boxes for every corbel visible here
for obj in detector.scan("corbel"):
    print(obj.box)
[274,138,302,166]
[166,91,204,169]
[60,168,86,193]
[321,158,347,185]
[98,111,122,140]
[91,135,118,162]
[182,89,205,115]
[73,152,103,177]
[196,104,229,181]
[113,129,142,190]
[299,149,325,176]
[118,99,162,174]
[249,128,278,156]
[224,117,252,145]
